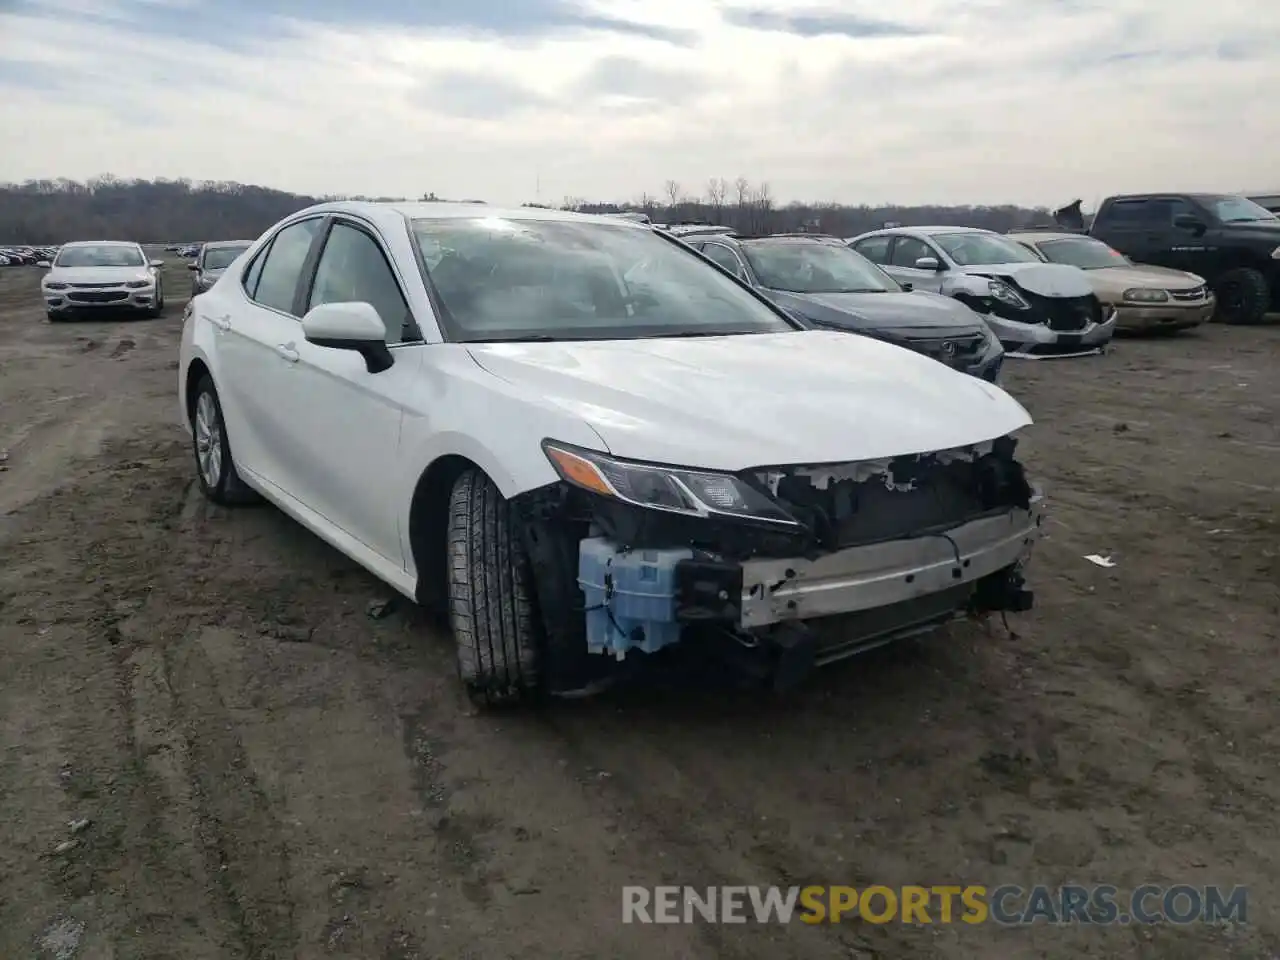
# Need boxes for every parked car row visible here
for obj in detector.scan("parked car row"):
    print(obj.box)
[1,244,58,266]
[178,201,1043,706]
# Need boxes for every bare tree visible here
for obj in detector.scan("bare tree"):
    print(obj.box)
[561,195,585,211]
[706,177,727,223]
[752,182,774,233]
[637,191,658,217]
[662,179,683,220]
[734,176,751,212]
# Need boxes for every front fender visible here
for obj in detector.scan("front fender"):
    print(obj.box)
[942,273,994,298]
[393,346,608,577]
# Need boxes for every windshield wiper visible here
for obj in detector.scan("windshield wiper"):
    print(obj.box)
[648,330,760,338]
[461,334,588,343]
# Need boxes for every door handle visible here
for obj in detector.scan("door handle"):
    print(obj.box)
[209,314,231,331]
[274,343,299,363]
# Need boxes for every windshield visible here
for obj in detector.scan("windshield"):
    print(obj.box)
[1211,196,1278,223]
[54,244,144,268]
[742,241,899,294]
[933,233,1042,266]
[203,244,250,270]
[410,217,795,342]
[1035,237,1130,269]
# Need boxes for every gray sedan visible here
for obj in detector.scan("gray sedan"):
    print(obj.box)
[189,240,253,296]
[681,233,1005,382]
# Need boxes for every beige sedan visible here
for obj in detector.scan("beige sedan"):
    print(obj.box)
[1009,231,1214,332]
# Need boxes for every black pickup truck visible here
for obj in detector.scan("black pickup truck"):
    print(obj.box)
[1054,194,1280,325]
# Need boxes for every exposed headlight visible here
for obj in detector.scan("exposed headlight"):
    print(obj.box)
[44,282,68,290]
[1123,288,1169,303]
[987,279,1029,309]
[125,280,152,289]
[543,441,800,527]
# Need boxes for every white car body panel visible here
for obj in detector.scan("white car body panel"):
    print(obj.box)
[180,201,1037,608]
[465,331,1029,471]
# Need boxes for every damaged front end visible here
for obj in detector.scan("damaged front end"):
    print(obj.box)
[516,437,1043,695]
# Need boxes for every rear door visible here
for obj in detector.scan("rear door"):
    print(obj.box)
[1092,198,1161,264]
[213,216,324,491]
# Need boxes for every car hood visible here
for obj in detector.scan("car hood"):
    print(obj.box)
[466,330,1031,470]
[765,289,985,332]
[1087,264,1206,294]
[961,262,1094,298]
[45,266,151,284]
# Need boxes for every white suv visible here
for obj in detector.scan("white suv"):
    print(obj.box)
[179,202,1043,704]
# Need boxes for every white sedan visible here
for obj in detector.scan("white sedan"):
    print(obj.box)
[41,240,166,320]
[179,201,1044,704]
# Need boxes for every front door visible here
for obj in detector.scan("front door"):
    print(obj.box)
[886,235,946,292]
[270,218,424,567]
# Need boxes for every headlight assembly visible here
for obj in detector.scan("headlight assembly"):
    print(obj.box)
[1123,288,1169,303]
[125,280,152,289]
[44,282,68,290]
[987,279,1029,310]
[542,441,800,527]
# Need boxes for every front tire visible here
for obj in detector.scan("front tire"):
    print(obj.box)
[446,469,541,705]
[1213,268,1269,325]
[191,374,260,505]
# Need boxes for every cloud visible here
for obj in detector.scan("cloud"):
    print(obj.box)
[576,56,706,104]
[0,0,1277,206]
[724,8,926,39]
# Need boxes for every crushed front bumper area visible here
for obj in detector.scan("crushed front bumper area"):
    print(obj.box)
[574,495,1043,685]
[738,503,1041,628]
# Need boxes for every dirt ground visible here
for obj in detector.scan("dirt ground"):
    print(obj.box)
[0,255,1277,960]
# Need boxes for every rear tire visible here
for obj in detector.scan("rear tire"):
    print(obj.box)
[1213,268,1269,325]
[191,374,261,506]
[446,468,541,705]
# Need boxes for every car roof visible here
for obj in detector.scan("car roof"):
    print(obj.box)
[59,240,142,248]
[854,225,998,240]
[1007,231,1094,243]
[294,200,646,231]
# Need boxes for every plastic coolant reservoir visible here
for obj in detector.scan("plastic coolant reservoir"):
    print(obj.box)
[577,538,692,659]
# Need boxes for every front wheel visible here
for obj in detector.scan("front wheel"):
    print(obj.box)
[1213,268,1270,325]
[191,374,260,505]
[446,469,541,705]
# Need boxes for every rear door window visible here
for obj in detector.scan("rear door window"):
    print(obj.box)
[252,219,322,315]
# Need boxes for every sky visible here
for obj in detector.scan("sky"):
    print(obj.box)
[0,0,1277,208]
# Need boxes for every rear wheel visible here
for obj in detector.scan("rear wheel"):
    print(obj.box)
[1213,268,1269,325]
[446,468,541,705]
[191,374,260,505]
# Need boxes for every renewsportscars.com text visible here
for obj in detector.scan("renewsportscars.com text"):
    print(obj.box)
[622,884,1248,926]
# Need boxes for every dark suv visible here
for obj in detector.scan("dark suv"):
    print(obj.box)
[1062,193,1280,325]
[681,232,1004,382]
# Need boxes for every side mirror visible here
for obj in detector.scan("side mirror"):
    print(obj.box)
[900,282,914,292]
[1174,213,1206,233]
[914,257,941,271]
[37,260,51,269]
[149,259,165,268]
[301,301,394,374]
[187,262,198,270]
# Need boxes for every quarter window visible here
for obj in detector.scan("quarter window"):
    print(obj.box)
[308,222,414,344]
[253,218,321,314]
[702,242,747,278]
